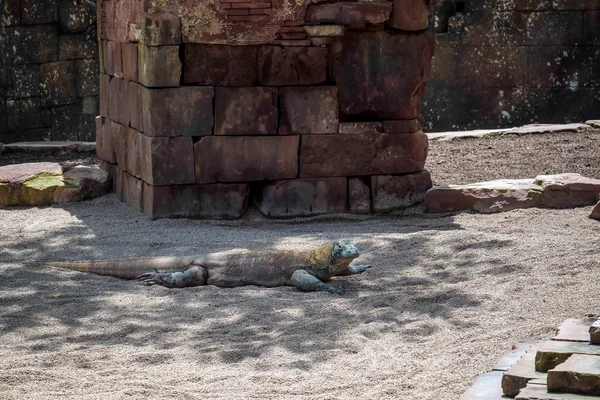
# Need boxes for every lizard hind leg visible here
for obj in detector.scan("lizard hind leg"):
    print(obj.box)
[138,266,207,288]
[290,269,344,295]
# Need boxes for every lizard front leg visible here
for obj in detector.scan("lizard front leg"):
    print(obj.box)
[138,266,207,288]
[335,264,372,276]
[290,269,344,294]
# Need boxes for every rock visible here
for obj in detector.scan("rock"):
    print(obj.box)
[547,354,600,395]
[425,179,543,214]
[121,43,139,82]
[255,178,347,218]
[279,87,339,134]
[339,122,383,134]
[143,183,249,219]
[535,340,600,372]
[586,120,600,128]
[142,86,214,137]
[183,45,258,86]
[257,46,327,86]
[195,136,300,184]
[553,318,596,342]
[535,173,600,208]
[305,2,392,26]
[591,319,600,344]
[331,29,434,120]
[214,87,278,135]
[511,123,590,135]
[138,44,181,87]
[299,131,428,178]
[99,74,110,117]
[387,0,429,31]
[140,13,181,46]
[501,353,547,397]
[62,166,109,200]
[348,177,371,213]
[515,382,592,400]
[494,341,542,372]
[128,81,144,132]
[304,25,344,37]
[459,371,506,400]
[138,135,196,185]
[371,171,432,212]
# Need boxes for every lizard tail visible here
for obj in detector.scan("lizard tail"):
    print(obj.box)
[27,256,196,280]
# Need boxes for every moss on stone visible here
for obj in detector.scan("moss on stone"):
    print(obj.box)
[21,173,65,206]
[0,183,14,207]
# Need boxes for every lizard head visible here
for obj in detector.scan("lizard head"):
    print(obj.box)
[328,239,359,275]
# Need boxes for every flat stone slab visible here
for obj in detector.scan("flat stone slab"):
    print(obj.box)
[427,123,592,141]
[425,179,542,213]
[534,174,600,193]
[0,163,108,207]
[553,318,596,342]
[590,202,600,221]
[547,354,600,395]
[494,341,543,372]
[536,341,600,372]
[516,382,600,399]
[460,370,511,400]
[502,353,547,397]
[585,120,600,129]
[591,319,600,344]
[4,141,96,153]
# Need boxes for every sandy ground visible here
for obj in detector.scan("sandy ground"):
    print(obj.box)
[1,131,600,399]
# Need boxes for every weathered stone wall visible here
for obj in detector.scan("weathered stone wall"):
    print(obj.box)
[424,0,600,131]
[0,0,99,143]
[97,0,435,219]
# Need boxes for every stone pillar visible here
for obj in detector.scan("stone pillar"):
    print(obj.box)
[96,0,435,218]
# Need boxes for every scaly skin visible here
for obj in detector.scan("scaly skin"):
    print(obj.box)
[30,240,372,294]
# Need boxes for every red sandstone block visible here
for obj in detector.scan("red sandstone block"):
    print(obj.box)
[108,77,121,123]
[285,20,304,26]
[230,2,272,8]
[349,177,371,213]
[126,128,141,178]
[250,9,272,14]
[99,74,110,117]
[257,46,327,85]
[102,41,114,76]
[142,86,214,137]
[184,44,258,86]
[279,33,306,40]
[383,119,422,133]
[128,81,144,132]
[96,116,116,164]
[121,43,138,82]
[223,3,232,8]
[109,41,123,78]
[138,44,181,87]
[139,135,196,185]
[227,15,266,22]
[278,27,305,33]
[305,2,392,25]
[299,131,428,178]
[339,122,383,134]
[118,170,143,211]
[194,136,299,183]
[226,9,250,15]
[279,86,339,134]
[143,183,249,219]
[371,171,432,212]
[140,13,181,46]
[387,0,429,31]
[215,87,278,135]
[271,40,311,46]
[255,178,347,218]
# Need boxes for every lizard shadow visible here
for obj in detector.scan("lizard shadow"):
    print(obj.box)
[0,194,509,368]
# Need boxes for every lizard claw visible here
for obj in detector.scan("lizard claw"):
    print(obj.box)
[137,269,167,286]
[326,284,344,295]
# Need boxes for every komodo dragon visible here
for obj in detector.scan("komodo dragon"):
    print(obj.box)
[32,239,371,294]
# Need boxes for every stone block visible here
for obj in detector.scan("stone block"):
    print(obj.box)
[40,61,77,108]
[118,170,143,211]
[126,128,141,178]
[535,173,600,208]
[99,73,110,117]
[108,77,125,125]
[183,45,258,86]
[331,29,434,120]
[553,318,596,342]
[591,202,600,221]
[139,135,195,185]
[257,46,327,86]
[102,41,114,76]
[528,46,600,88]
[58,0,96,33]
[21,0,58,25]
[108,41,123,78]
[516,382,596,399]
[348,177,370,213]
[388,0,429,31]
[95,116,116,164]
[591,319,600,344]
[142,86,214,137]
[121,43,138,82]
[110,121,128,171]
[51,105,81,141]
[339,122,383,134]
[1,0,20,25]
[78,96,98,141]
[255,178,347,218]
[460,11,526,47]
[128,81,144,132]
[8,64,40,99]
[143,183,249,219]
[140,13,181,45]
[214,87,278,135]
[425,179,543,214]
[299,131,428,178]
[525,11,583,46]
[138,44,181,87]
[501,353,547,397]
[456,45,527,88]
[195,136,299,183]
[584,10,599,45]
[459,371,506,400]
[371,171,432,212]
[11,25,59,64]
[305,2,392,25]
[304,25,344,37]
[535,340,600,372]
[76,59,99,98]
[59,28,97,60]
[6,98,50,132]
[547,354,600,395]
[98,159,117,192]
[383,119,422,133]
[494,341,542,372]
[279,87,339,134]
[63,166,109,201]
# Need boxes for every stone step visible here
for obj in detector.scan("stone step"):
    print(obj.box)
[502,353,547,397]
[547,354,600,395]
[494,341,543,372]
[516,382,600,399]
[459,370,511,400]
[536,341,600,372]
[4,141,96,153]
[591,319,600,344]
[553,318,596,342]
